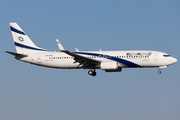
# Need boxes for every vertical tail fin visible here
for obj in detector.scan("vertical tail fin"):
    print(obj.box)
[10,23,47,53]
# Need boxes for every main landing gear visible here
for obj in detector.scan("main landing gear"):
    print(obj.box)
[88,69,97,76]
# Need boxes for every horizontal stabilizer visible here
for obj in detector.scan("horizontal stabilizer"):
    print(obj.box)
[5,51,28,57]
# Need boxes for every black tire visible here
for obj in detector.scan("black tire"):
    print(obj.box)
[88,70,97,76]
[92,71,96,76]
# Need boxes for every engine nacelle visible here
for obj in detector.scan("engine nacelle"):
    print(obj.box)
[100,61,122,72]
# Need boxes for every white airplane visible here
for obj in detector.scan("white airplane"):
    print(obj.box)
[6,23,177,76]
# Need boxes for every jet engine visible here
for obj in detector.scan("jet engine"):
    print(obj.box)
[100,61,122,72]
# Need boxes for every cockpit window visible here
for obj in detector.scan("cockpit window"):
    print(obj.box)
[163,55,170,57]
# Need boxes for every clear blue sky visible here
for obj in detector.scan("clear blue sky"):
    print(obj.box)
[1,0,180,120]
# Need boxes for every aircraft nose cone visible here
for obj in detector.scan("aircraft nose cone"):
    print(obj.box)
[172,57,177,63]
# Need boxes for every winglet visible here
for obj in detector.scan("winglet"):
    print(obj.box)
[56,39,65,51]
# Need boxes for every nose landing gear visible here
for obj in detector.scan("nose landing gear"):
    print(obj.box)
[158,67,162,74]
[158,66,167,74]
[88,69,97,76]
[158,70,161,74]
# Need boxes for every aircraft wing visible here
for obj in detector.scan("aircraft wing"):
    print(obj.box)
[56,39,101,67]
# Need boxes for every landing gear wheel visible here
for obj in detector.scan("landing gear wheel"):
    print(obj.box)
[88,70,97,76]
[92,71,96,76]
[88,70,93,75]
[158,70,161,74]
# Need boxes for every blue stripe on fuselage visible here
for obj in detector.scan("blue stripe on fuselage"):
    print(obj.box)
[10,26,26,35]
[73,52,141,67]
[14,42,47,51]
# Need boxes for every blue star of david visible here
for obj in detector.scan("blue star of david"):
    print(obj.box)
[18,36,24,42]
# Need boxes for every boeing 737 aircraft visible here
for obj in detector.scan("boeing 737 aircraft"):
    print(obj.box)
[6,23,177,76]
